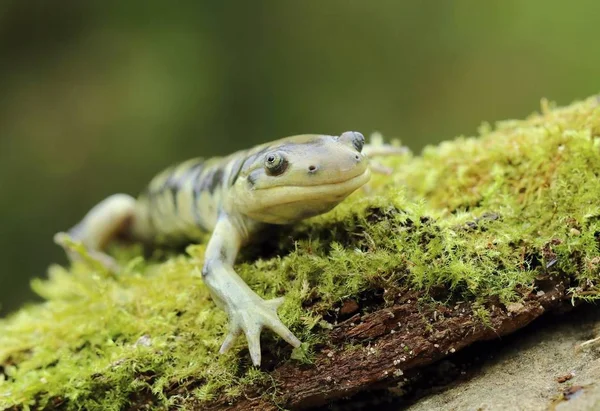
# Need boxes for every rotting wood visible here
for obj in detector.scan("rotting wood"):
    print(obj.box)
[201,281,569,411]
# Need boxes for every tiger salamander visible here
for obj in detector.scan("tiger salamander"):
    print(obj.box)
[54,131,405,366]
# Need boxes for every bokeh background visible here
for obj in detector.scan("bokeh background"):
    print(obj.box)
[1,1,599,315]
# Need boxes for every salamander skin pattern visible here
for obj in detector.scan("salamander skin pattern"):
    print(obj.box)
[54,131,406,366]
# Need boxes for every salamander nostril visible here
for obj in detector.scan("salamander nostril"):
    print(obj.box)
[308,165,318,173]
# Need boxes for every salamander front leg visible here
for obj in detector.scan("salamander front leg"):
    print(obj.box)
[202,216,301,366]
[54,194,137,272]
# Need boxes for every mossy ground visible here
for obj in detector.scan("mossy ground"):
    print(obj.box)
[1,96,600,410]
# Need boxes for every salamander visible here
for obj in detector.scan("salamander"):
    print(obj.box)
[54,131,405,366]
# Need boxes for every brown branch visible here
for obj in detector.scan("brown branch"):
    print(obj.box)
[203,282,569,410]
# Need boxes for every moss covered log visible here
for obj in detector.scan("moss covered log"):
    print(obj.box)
[1,95,600,410]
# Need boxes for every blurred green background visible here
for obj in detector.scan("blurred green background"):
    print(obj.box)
[1,1,599,315]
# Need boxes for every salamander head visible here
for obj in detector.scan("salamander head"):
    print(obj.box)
[231,131,370,224]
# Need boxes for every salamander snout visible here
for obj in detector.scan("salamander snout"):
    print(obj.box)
[338,131,365,153]
[306,132,366,176]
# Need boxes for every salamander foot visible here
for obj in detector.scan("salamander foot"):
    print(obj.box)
[219,296,301,366]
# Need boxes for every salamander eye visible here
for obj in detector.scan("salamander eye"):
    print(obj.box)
[352,134,365,152]
[338,131,365,153]
[264,152,288,176]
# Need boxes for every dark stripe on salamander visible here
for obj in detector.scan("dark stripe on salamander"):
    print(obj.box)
[208,167,224,194]
[192,167,213,227]
[195,166,215,194]
[228,155,245,187]
[191,164,224,227]
[247,171,257,187]
[163,160,204,212]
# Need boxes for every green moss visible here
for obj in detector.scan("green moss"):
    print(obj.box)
[2,95,600,410]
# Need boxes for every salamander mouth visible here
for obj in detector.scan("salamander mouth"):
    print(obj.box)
[300,168,370,189]
[258,168,370,190]
[241,168,372,223]
[252,168,371,208]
